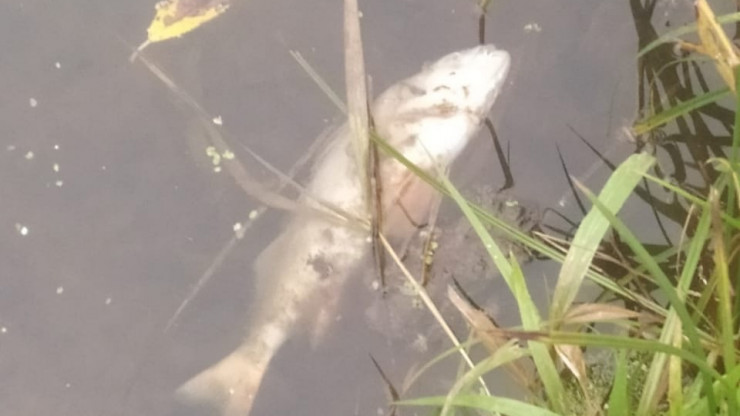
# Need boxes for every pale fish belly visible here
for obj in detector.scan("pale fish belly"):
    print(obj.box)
[176,44,511,416]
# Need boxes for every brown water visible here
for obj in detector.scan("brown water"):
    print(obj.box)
[0,0,661,415]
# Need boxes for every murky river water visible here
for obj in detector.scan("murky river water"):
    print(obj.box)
[0,0,673,414]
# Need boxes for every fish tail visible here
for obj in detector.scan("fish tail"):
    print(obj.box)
[176,343,270,416]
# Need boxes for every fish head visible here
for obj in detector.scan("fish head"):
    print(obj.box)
[417,44,510,120]
[374,44,510,168]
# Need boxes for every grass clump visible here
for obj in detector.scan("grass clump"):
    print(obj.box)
[396,3,740,416]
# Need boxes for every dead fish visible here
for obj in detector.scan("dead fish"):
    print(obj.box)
[176,44,511,416]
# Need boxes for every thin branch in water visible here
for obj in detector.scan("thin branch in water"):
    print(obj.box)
[555,143,587,216]
[369,354,399,416]
[485,119,514,191]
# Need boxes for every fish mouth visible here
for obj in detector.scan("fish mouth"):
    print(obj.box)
[419,44,510,118]
[457,45,511,114]
[477,44,511,85]
[428,44,511,79]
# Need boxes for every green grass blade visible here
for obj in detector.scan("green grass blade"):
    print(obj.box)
[637,13,740,58]
[709,190,736,377]
[438,171,512,280]
[638,199,712,415]
[509,254,565,413]
[441,342,529,416]
[440,173,566,413]
[732,65,740,330]
[728,63,740,220]
[642,172,740,230]
[607,350,629,416]
[550,152,656,324]
[398,395,560,416]
[579,184,720,412]
[542,331,721,379]
[633,88,730,135]
[403,339,480,392]
[684,367,740,416]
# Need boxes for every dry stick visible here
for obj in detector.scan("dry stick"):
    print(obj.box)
[342,0,388,286]
[343,0,371,207]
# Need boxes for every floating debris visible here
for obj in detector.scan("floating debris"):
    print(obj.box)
[131,0,231,61]
[524,22,542,33]
[233,222,245,239]
[15,223,29,236]
[205,145,235,173]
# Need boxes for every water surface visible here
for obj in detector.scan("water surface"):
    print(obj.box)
[0,1,657,414]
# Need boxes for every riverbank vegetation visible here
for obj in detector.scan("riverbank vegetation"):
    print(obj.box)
[399,3,740,415]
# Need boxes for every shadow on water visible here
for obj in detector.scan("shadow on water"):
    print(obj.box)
[542,0,738,318]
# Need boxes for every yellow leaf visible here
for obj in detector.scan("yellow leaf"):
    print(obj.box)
[131,0,230,61]
[695,0,740,92]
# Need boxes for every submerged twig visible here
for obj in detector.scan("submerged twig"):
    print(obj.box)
[369,354,400,416]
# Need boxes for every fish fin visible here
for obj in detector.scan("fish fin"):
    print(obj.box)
[383,175,438,243]
[176,347,265,416]
[306,285,342,348]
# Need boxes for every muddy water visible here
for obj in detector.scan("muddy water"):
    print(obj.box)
[1,0,649,415]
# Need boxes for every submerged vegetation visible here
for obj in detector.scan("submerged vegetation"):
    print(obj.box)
[395,2,740,416]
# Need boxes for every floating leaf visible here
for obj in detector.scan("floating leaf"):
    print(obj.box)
[131,0,230,61]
